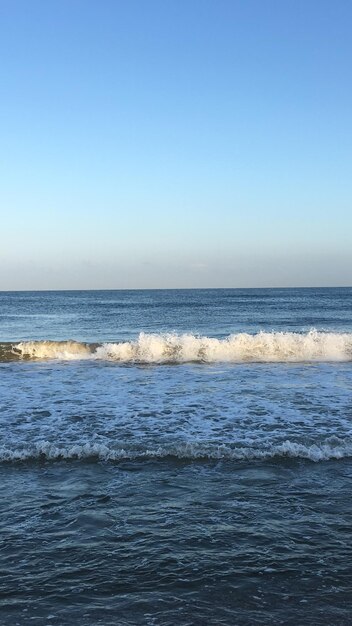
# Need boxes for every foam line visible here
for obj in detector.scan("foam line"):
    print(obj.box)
[7,330,352,362]
[0,439,351,463]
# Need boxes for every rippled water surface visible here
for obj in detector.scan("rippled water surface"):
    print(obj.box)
[1,288,352,625]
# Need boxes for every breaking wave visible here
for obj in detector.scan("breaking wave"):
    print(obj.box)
[1,439,352,463]
[4,330,352,362]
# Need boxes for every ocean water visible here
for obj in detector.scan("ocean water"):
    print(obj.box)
[1,288,352,625]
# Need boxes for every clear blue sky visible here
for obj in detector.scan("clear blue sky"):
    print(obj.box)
[0,0,351,289]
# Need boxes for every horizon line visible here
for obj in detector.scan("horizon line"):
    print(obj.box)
[0,285,351,293]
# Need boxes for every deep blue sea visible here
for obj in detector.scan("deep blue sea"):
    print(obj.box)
[1,288,352,625]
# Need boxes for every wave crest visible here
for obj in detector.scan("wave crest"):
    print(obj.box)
[9,330,352,362]
[1,439,352,463]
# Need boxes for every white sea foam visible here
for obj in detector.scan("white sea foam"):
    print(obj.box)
[0,439,352,463]
[13,340,92,360]
[13,330,352,362]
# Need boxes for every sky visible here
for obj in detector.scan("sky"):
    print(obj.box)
[0,0,351,289]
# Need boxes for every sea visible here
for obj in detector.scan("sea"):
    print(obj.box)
[0,287,352,626]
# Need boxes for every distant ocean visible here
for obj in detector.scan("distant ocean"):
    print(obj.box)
[1,288,352,625]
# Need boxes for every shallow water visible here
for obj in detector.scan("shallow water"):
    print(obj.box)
[1,288,352,625]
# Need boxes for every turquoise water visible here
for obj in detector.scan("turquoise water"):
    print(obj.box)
[1,288,352,625]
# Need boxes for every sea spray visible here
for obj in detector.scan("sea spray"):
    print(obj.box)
[9,330,352,362]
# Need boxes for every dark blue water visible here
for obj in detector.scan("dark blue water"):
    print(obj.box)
[1,288,352,625]
[1,287,351,342]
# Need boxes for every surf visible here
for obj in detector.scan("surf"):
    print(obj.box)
[1,438,352,463]
[5,329,352,362]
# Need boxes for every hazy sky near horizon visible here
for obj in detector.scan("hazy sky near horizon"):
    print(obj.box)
[0,0,351,289]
